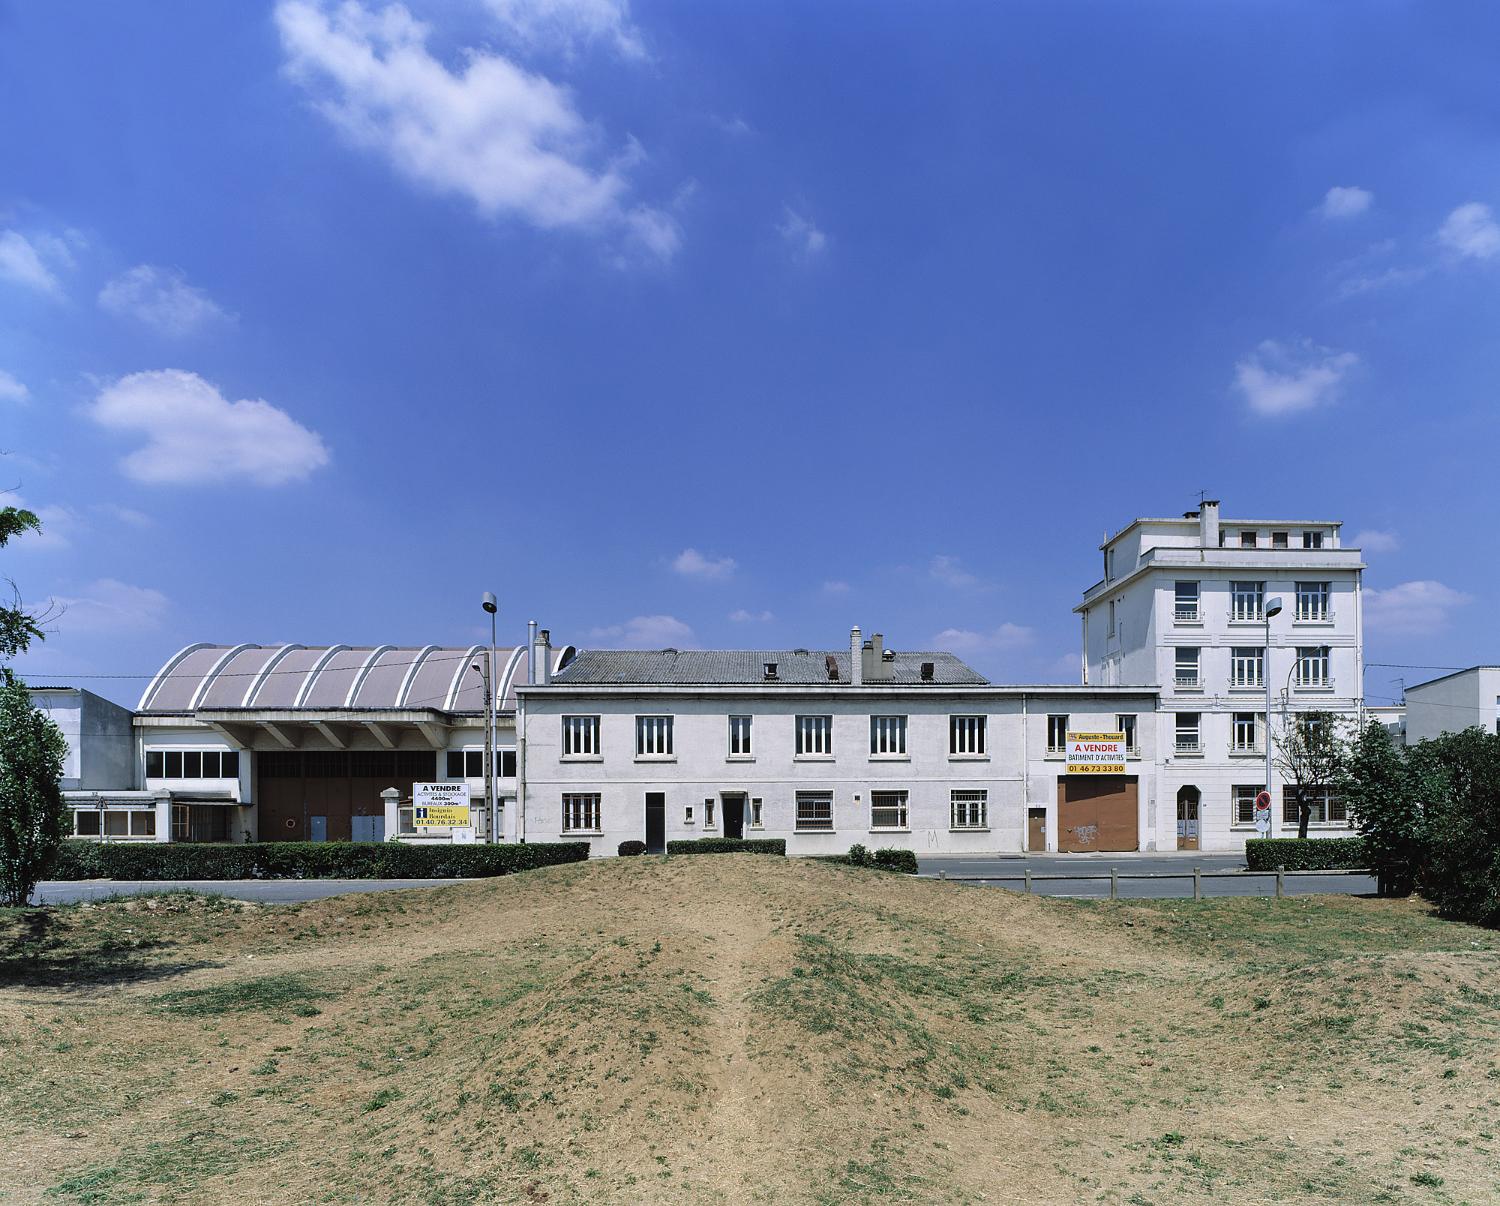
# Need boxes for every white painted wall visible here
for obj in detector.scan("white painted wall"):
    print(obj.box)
[1405,668,1500,744]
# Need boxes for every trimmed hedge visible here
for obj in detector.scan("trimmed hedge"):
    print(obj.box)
[617,840,647,857]
[1244,836,1367,872]
[808,846,919,875]
[50,840,590,881]
[664,838,786,856]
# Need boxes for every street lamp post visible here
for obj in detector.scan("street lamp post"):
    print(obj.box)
[1264,595,1283,833]
[482,592,499,843]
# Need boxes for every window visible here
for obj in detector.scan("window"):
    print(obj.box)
[1231,647,1265,688]
[1174,646,1201,688]
[1108,600,1116,636]
[870,790,908,830]
[1116,714,1137,751]
[950,790,988,830]
[1231,581,1265,621]
[500,750,517,777]
[1295,646,1331,688]
[704,798,715,827]
[1282,786,1346,826]
[1174,581,1200,622]
[949,715,986,756]
[750,798,763,827]
[1240,530,1257,548]
[1105,548,1115,580]
[562,715,600,757]
[1303,530,1324,549]
[1295,581,1330,621]
[636,715,674,757]
[728,715,753,757]
[795,791,834,831]
[1046,714,1069,754]
[1272,531,1289,549]
[1232,712,1261,751]
[796,715,834,756]
[77,807,155,838]
[685,803,695,824]
[869,715,907,756]
[145,749,239,779]
[562,793,601,832]
[447,749,517,776]
[1175,713,1201,753]
[1234,784,1265,826]
[73,809,101,836]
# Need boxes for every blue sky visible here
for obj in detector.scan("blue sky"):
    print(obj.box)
[2,0,1496,708]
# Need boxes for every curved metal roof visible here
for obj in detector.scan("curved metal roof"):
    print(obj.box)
[138,644,531,713]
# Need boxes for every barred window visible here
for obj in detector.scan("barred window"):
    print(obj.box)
[869,790,908,830]
[795,791,834,831]
[950,790,987,830]
[636,715,674,757]
[1282,786,1346,826]
[728,715,753,757]
[562,793,601,832]
[796,715,834,756]
[562,716,600,757]
[949,715,986,756]
[1233,784,1265,825]
[869,715,907,756]
[1046,715,1069,753]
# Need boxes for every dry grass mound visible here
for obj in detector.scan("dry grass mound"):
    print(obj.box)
[1,858,1498,1204]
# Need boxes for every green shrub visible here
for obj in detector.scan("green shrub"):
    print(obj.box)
[847,843,871,867]
[617,840,647,857]
[664,838,786,856]
[1411,728,1500,927]
[1244,836,1367,872]
[871,848,919,875]
[48,840,589,881]
[806,847,918,874]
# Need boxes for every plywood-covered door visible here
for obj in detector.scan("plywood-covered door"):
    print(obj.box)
[1057,776,1138,852]
[1027,808,1047,852]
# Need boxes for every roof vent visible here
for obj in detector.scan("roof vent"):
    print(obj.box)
[920,661,935,681]
[793,647,809,655]
[763,661,778,680]
[882,648,895,661]
[825,654,839,681]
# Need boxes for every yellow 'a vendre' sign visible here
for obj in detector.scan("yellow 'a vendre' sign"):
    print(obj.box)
[1066,732,1126,774]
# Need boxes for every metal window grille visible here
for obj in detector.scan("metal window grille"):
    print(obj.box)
[795,791,834,830]
[1282,785,1344,825]
[950,790,987,829]
[562,793,601,832]
[949,715,986,755]
[1234,785,1263,825]
[1230,647,1264,687]
[1046,715,1069,753]
[796,715,833,756]
[563,716,600,757]
[869,715,907,756]
[870,790,908,830]
[728,715,753,756]
[636,715,674,757]
[1295,581,1330,621]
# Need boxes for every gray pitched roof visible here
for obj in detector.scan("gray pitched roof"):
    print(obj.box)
[552,649,989,686]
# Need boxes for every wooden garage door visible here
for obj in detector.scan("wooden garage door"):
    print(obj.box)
[1057,776,1138,853]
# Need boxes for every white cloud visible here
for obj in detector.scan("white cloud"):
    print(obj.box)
[587,614,697,648]
[275,0,677,260]
[777,207,826,259]
[1335,263,1428,299]
[931,623,1034,654]
[1363,580,1472,635]
[1233,340,1358,417]
[87,369,330,486]
[1320,186,1372,219]
[1438,202,1500,260]
[51,579,169,635]
[821,580,850,595]
[0,230,65,297]
[930,555,980,590]
[672,548,736,580]
[98,265,231,337]
[728,608,772,623]
[483,0,647,61]
[1351,528,1400,553]
[0,370,28,403]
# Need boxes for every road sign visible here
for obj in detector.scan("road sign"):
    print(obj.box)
[1065,731,1126,774]
[1254,790,1271,810]
[413,782,472,828]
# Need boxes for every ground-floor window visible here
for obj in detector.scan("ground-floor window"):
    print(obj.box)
[1281,785,1345,826]
[950,790,987,829]
[1232,784,1265,826]
[869,790,908,830]
[72,807,156,839]
[750,797,763,827]
[562,793,602,833]
[795,791,834,831]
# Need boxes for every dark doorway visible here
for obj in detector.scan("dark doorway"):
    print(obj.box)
[1027,807,1047,852]
[645,792,666,853]
[1176,787,1200,851]
[723,794,745,840]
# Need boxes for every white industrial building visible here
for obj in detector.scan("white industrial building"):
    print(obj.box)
[1402,667,1500,743]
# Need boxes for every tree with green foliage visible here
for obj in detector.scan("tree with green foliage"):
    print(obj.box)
[1410,728,1500,927]
[1271,710,1352,839]
[1,504,47,658]
[1343,720,1432,896]
[0,667,67,906]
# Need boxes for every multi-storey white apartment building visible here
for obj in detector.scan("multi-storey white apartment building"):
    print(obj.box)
[1076,500,1365,849]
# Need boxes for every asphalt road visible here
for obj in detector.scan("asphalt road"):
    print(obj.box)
[30,879,466,906]
[917,853,1377,899]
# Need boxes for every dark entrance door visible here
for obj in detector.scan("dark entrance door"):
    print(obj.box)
[1176,787,1200,851]
[723,795,745,840]
[645,792,666,853]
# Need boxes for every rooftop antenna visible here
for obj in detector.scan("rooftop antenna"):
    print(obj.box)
[1195,489,1210,507]
[1390,676,1406,704]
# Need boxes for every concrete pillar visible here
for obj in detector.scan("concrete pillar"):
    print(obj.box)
[849,626,862,686]
[381,787,401,841]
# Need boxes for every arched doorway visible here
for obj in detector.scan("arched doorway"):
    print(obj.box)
[1176,787,1200,851]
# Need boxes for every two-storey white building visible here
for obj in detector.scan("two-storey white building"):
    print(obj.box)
[1076,500,1365,849]
[519,628,1163,856]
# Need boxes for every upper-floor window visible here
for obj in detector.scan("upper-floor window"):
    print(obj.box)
[728,715,753,757]
[1239,530,1257,548]
[950,715,986,756]
[1105,547,1115,580]
[1272,531,1289,549]
[950,790,988,830]
[562,715,600,758]
[1231,581,1265,621]
[1232,712,1261,751]
[1295,581,1330,621]
[1303,531,1324,550]
[636,715,674,758]
[1230,647,1265,688]
[1175,713,1201,752]
[1174,581,1199,622]
[146,749,239,779]
[1295,646,1331,688]
[562,793,601,832]
[870,715,907,756]
[869,790,909,830]
[1174,646,1201,688]
[796,715,834,757]
[1108,600,1117,636]
[1116,714,1137,751]
[1046,714,1068,754]
[446,749,516,778]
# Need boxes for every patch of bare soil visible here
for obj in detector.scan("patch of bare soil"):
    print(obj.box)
[1,857,1497,1204]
